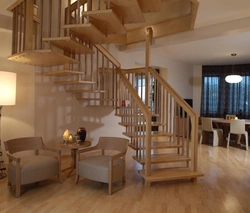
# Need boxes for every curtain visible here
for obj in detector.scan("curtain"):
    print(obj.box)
[201,64,250,119]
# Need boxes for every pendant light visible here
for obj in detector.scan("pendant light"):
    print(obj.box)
[225,53,242,83]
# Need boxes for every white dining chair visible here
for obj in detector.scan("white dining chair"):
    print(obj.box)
[227,119,249,150]
[199,117,223,146]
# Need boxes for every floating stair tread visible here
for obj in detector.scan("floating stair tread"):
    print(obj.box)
[82,9,127,34]
[123,131,174,138]
[54,80,96,85]
[133,153,191,164]
[8,50,79,67]
[62,23,107,44]
[116,113,160,117]
[77,98,116,101]
[103,0,145,24]
[42,37,94,54]
[66,89,108,93]
[86,105,115,108]
[129,142,182,150]
[139,168,204,183]
[41,70,85,76]
[119,121,164,127]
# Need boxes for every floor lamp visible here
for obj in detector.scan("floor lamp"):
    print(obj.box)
[0,71,16,179]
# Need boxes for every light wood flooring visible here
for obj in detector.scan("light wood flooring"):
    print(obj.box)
[0,143,250,213]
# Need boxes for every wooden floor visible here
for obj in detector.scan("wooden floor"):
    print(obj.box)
[0,143,250,213]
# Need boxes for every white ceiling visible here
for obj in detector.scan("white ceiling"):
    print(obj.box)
[1,0,250,65]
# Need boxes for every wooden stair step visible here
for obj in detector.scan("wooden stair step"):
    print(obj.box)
[103,0,145,24]
[119,121,163,127]
[82,9,127,34]
[8,50,79,67]
[116,113,160,117]
[129,141,182,150]
[42,37,94,54]
[41,70,85,76]
[66,89,108,93]
[54,80,96,85]
[62,23,107,44]
[123,131,174,138]
[76,98,116,101]
[139,168,204,183]
[133,153,191,164]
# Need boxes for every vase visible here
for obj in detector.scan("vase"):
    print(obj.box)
[77,127,86,142]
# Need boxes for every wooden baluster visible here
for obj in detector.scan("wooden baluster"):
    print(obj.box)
[58,0,62,36]
[12,6,18,54]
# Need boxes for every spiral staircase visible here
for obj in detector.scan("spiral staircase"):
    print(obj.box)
[6,0,203,185]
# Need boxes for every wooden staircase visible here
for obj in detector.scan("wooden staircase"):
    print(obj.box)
[7,0,203,185]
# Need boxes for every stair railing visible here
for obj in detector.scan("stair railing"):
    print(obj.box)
[148,67,199,172]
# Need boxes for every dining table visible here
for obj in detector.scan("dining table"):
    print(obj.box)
[211,118,250,144]
[212,118,250,128]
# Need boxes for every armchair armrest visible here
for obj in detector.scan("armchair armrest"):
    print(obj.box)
[6,152,20,163]
[43,145,61,155]
[76,144,98,154]
[76,145,98,163]
[108,151,127,161]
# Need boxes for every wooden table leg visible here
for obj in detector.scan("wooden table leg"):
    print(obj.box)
[67,148,77,177]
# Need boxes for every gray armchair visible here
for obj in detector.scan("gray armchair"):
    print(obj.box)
[4,137,62,197]
[75,137,129,194]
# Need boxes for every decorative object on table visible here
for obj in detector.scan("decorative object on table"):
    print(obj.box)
[68,134,73,143]
[63,129,70,142]
[226,114,236,120]
[74,133,80,143]
[238,109,243,119]
[77,127,86,142]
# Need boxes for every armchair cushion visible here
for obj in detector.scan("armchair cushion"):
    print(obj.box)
[78,155,125,183]
[8,155,59,185]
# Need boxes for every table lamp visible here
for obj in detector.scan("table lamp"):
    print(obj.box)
[0,71,16,179]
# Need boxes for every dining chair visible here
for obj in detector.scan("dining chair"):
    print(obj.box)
[227,119,249,150]
[199,117,223,146]
[75,136,129,195]
[4,137,62,197]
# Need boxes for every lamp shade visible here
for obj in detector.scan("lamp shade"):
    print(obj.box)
[225,75,242,84]
[0,71,16,105]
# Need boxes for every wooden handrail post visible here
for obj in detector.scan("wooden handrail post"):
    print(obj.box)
[24,0,35,50]
[145,27,153,106]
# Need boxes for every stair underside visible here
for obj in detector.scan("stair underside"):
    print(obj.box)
[129,141,182,150]
[41,70,85,76]
[103,0,145,24]
[42,37,94,54]
[63,23,107,44]
[82,9,127,35]
[139,168,204,183]
[133,153,190,164]
[8,50,79,66]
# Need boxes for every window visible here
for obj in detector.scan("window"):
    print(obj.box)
[201,64,250,119]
